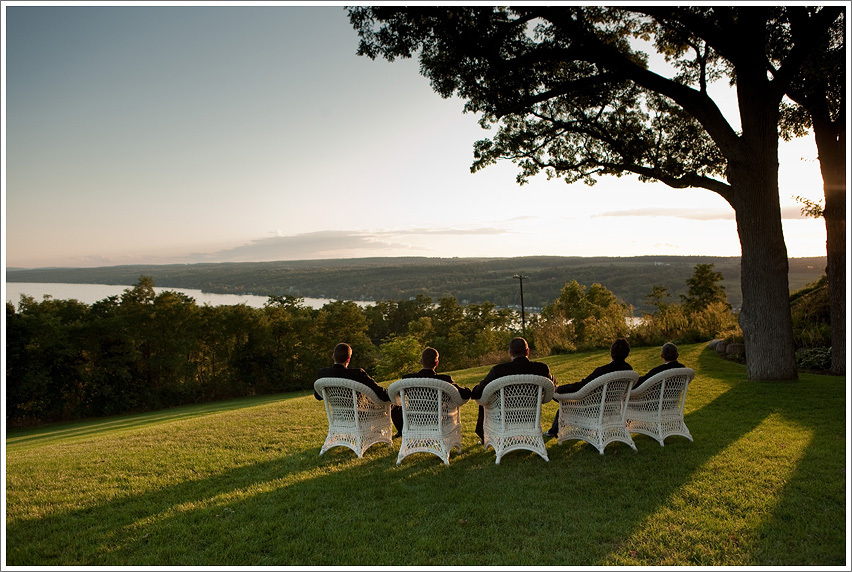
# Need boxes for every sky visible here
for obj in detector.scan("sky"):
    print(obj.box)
[2,2,835,270]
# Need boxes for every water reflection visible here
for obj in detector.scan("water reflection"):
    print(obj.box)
[4,282,370,309]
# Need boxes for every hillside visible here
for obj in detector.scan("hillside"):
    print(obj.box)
[6,255,826,313]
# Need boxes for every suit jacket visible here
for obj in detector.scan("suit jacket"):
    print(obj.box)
[634,360,685,389]
[555,359,633,394]
[401,368,472,400]
[471,356,555,400]
[314,363,390,401]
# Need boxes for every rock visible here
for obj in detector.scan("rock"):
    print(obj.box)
[726,343,746,356]
[715,340,728,354]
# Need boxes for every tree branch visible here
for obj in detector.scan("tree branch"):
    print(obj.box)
[535,8,742,156]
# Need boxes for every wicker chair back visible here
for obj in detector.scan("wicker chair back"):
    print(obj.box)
[388,378,469,465]
[553,370,639,454]
[476,374,555,464]
[626,367,695,446]
[314,377,393,458]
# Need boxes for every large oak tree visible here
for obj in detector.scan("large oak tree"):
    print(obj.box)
[349,5,844,380]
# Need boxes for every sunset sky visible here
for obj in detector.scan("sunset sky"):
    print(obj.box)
[3,2,831,270]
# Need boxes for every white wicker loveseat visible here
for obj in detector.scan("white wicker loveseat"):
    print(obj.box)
[625,367,695,446]
[314,377,393,458]
[475,374,555,464]
[553,370,639,454]
[387,377,469,465]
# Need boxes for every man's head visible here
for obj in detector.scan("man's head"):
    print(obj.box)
[610,338,631,361]
[332,342,352,366]
[421,347,439,370]
[509,337,530,359]
[661,342,679,362]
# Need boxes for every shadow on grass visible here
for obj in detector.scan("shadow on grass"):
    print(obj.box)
[6,351,845,566]
[5,442,366,565]
[668,349,846,566]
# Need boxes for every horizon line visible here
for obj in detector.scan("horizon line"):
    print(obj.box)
[5,252,829,272]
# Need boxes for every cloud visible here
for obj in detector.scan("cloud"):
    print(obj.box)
[594,205,811,221]
[36,226,522,268]
[389,226,511,236]
[194,230,417,262]
[186,226,519,263]
[594,207,735,220]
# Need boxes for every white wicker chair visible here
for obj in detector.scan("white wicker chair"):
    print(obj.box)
[387,378,469,465]
[626,367,695,446]
[553,370,639,454]
[475,374,555,464]
[314,377,393,458]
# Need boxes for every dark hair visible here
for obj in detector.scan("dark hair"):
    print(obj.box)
[421,347,439,367]
[610,338,631,361]
[509,337,529,357]
[333,342,352,364]
[661,342,679,361]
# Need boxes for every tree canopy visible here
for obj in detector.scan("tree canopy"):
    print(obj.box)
[681,263,729,314]
[350,6,844,380]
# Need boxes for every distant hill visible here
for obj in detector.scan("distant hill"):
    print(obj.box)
[6,255,826,313]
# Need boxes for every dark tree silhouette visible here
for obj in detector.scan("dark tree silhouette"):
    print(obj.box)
[349,5,843,379]
[781,8,845,375]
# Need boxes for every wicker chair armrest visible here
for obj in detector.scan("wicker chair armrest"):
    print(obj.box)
[553,370,639,401]
[388,377,468,406]
[629,368,694,397]
[314,377,387,405]
[476,374,555,405]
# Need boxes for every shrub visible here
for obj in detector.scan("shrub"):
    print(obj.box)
[629,301,740,347]
[529,318,577,355]
[538,281,629,352]
[630,304,691,346]
[789,276,831,348]
[796,347,832,371]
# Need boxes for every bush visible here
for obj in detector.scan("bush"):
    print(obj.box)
[628,302,741,347]
[688,301,740,341]
[537,281,630,353]
[796,347,832,371]
[529,320,576,355]
[790,276,831,348]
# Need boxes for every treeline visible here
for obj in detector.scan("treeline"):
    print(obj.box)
[6,266,828,426]
[5,255,829,313]
[5,277,519,426]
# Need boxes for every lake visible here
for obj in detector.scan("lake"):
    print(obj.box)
[4,282,371,309]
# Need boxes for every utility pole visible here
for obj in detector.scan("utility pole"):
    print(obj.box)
[513,274,527,336]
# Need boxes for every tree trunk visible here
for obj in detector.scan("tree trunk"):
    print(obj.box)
[813,116,846,375]
[725,33,799,380]
[728,167,799,380]
[735,212,798,379]
[824,191,846,376]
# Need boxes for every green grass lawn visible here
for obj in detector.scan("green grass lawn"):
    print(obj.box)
[5,343,847,566]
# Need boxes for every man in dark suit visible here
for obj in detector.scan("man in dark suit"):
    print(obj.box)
[314,342,404,436]
[544,337,633,438]
[402,347,472,400]
[471,337,556,442]
[634,342,685,389]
